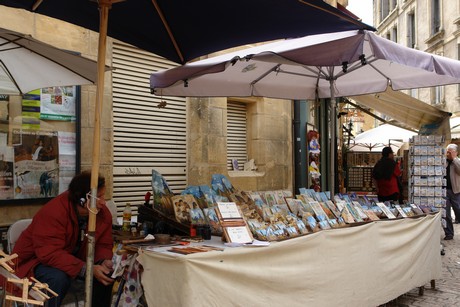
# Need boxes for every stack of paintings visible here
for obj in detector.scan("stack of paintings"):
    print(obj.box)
[154,171,432,244]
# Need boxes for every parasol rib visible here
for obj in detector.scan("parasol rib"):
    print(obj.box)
[250,64,281,85]
[0,60,21,93]
[0,33,96,87]
[151,0,184,63]
[32,0,43,11]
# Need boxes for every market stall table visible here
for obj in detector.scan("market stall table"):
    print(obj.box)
[138,213,441,307]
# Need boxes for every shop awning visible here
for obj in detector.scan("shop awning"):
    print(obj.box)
[348,88,450,131]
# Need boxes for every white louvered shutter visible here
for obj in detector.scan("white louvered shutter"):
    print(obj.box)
[112,42,187,217]
[227,101,247,170]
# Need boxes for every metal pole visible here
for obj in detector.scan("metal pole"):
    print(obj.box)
[329,79,336,199]
[85,1,111,306]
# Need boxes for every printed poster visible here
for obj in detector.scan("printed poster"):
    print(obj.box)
[40,86,76,121]
[13,129,59,199]
[21,90,41,130]
[58,131,76,193]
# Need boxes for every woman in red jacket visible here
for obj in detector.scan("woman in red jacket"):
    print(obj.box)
[13,171,114,306]
[372,147,402,203]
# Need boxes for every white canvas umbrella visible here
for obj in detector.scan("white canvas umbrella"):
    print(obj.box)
[349,124,416,153]
[451,116,460,139]
[0,27,99,95]
[150,29,460,195]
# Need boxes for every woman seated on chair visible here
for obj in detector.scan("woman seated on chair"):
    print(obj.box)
[13,171,114,307]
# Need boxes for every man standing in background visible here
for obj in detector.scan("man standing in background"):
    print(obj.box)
[443,144,460,240]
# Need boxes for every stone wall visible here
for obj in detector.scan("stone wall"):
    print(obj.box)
[187,97,293,192]
[374,0,460,114]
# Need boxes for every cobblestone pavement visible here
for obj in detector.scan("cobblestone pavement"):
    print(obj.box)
[381,223,460,307]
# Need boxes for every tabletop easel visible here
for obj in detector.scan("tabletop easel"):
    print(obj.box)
[5,277,57,306]
[1,250,55,306]
[0,250,18,273]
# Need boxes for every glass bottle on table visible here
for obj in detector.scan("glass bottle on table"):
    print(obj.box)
[122,203,132,232]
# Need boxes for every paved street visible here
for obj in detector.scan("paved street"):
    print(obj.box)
[381,224,460,307]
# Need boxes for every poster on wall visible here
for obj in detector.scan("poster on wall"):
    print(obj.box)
[58,131,76,193]
[13,130,59,199]
[39,86,77,121]
[21,90,41,130]
[307,129,321,192]
[1,86,79,202]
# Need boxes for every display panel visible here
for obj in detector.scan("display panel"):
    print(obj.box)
[0,86,80,202]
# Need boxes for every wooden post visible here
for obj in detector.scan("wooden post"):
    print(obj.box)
[85,1,111,306]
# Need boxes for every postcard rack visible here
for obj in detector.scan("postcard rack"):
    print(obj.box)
[408,135,446,224]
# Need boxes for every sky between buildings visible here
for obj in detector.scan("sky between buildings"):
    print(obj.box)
[347,0,374,26]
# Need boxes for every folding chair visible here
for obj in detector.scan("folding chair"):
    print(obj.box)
[6,219,32,254]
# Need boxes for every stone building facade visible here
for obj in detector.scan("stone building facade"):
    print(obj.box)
[374,0,460,114]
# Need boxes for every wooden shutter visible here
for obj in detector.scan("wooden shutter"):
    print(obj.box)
[112,42,187,217]
[227,101,247,170]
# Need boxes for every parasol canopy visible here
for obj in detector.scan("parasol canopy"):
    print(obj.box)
[149,29,460,194]
[349,124,417,153]
[0,27,99,95]
[0,0,374,64]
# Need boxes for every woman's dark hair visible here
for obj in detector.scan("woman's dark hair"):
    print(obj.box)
[68,171,105,206]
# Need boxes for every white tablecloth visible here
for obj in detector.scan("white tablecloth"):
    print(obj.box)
[138,213,441,307]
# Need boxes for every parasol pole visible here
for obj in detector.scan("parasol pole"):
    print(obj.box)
[329,78,336,199]
[85,1,111,306]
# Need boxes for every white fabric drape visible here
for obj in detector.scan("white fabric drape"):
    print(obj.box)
[138,213,441,307]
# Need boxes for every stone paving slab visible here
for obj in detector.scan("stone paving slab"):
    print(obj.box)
[380,224,460,307]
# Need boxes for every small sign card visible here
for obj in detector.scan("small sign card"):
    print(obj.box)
[225,226,253,244]
[217,202,242,219]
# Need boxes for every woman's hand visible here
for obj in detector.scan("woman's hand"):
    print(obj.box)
[93,259,114,285]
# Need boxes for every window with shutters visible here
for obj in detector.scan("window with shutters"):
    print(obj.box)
[392,26,398,43]
[380,0,390,21]
[407,12,416,48]
[227,101,247,171]
[112,42,187,218]
[432,86,444,105]
[431,0,441,35]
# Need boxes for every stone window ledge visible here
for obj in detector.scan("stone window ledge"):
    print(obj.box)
[228,171,265,177]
